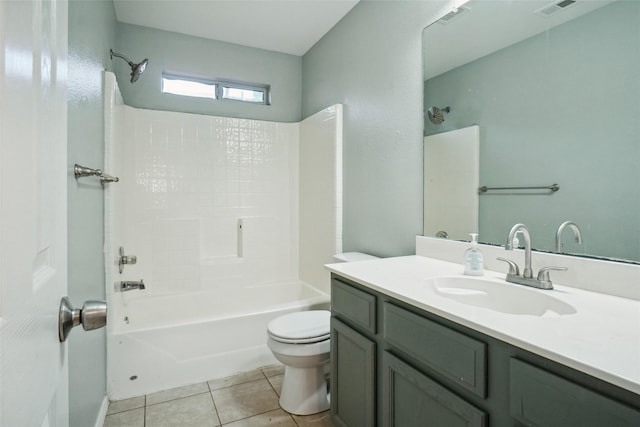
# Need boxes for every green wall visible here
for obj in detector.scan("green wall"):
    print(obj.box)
[68,0,117,425]
[65,2,460,423]
[302,1,451,257]
[114,23,302,122]
[424,1,640,261]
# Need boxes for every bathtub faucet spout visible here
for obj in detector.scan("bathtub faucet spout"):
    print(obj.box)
[120,280,145,292]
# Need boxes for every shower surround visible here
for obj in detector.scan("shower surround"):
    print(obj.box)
[103,72,340,399]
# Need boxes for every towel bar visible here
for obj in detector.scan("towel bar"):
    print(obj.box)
[478,184,559,193]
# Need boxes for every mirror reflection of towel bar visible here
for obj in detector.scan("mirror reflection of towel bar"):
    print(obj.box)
[74,163,119,185]
[478,183,559,193]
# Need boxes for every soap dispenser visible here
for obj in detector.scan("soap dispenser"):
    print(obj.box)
[463,233,484,276]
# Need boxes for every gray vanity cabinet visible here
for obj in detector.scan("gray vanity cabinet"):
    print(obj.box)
[330,273,640,427]
[331,279,377,427]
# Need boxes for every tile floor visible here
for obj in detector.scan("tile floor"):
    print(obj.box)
[103,364,334,427]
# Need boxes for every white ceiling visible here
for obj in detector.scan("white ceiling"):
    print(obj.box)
[423,0,614,80]
[113,0,360,56]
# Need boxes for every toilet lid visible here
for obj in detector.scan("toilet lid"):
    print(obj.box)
[268,310,330,343]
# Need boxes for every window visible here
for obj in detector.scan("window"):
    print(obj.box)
[162,73,270,105]
[162,76,217,99]
[222,84,267,104]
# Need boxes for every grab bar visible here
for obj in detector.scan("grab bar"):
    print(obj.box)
[478,183,559,193]
[74,164,119,185]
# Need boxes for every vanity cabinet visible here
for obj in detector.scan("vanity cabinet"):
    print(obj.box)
[330,273,640,427]
[330,279,377,427]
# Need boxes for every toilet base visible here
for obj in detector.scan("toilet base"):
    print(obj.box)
[279,365,330,415]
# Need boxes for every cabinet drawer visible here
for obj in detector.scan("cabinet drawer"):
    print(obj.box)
[383,352,487,427]
[383,303,486,398]
[332,277,376,334]
[510,358,640,427]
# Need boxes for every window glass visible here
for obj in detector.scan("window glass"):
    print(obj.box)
[222,86,266,103]
[162,77,217,99]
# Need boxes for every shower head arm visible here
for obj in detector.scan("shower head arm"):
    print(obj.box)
[110,49,134,67]
[110,49,149,83]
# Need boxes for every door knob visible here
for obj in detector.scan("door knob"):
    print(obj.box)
[58,297,107,342]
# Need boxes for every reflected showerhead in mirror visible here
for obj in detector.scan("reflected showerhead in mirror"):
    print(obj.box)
[110,49,149,83]
[427,106,451,125]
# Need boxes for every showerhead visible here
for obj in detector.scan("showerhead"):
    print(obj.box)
[131,58,148,83]
[427,106,451,125]
[110,49,149,83]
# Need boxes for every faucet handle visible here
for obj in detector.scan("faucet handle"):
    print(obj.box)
[497,257,520,276]
[537,266,567,282]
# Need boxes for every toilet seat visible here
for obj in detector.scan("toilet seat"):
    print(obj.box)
[267,310,330,344]
[268,332,330,344]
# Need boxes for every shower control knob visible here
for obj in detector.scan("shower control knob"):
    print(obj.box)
[122,255,137,264]
[119,246,137,274]
[58,297,107,342]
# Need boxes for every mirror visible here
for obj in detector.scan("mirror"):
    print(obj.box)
[423,0,640,263]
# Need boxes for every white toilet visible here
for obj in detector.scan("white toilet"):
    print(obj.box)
[267,310,331,415]
[266,252,378,415]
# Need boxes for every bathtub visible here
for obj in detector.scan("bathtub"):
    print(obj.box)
[106,280,330,400]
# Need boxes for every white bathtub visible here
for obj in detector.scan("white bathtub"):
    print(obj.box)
[106,280,330,400]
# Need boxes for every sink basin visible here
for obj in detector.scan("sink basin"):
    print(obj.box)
[424,275,576,316]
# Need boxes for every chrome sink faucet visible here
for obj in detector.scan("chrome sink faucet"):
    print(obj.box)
[505,223,533,278]
[555,221,583,252]
[498,223,566,290]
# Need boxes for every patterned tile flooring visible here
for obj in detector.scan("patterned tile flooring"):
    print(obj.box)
[103,364,334,427]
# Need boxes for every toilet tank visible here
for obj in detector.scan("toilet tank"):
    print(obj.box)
[333,252,379,262]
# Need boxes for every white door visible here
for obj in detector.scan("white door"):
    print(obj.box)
[0,0,69,426]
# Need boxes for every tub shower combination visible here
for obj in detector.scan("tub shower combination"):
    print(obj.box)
[103,72,341,399]
[108,281,328,399]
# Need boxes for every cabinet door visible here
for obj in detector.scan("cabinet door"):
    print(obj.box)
[510,358,640,427]
[382,352,487,427]
[331,317,376,427]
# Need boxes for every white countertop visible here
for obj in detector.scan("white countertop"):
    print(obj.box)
[326,255,640,395]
